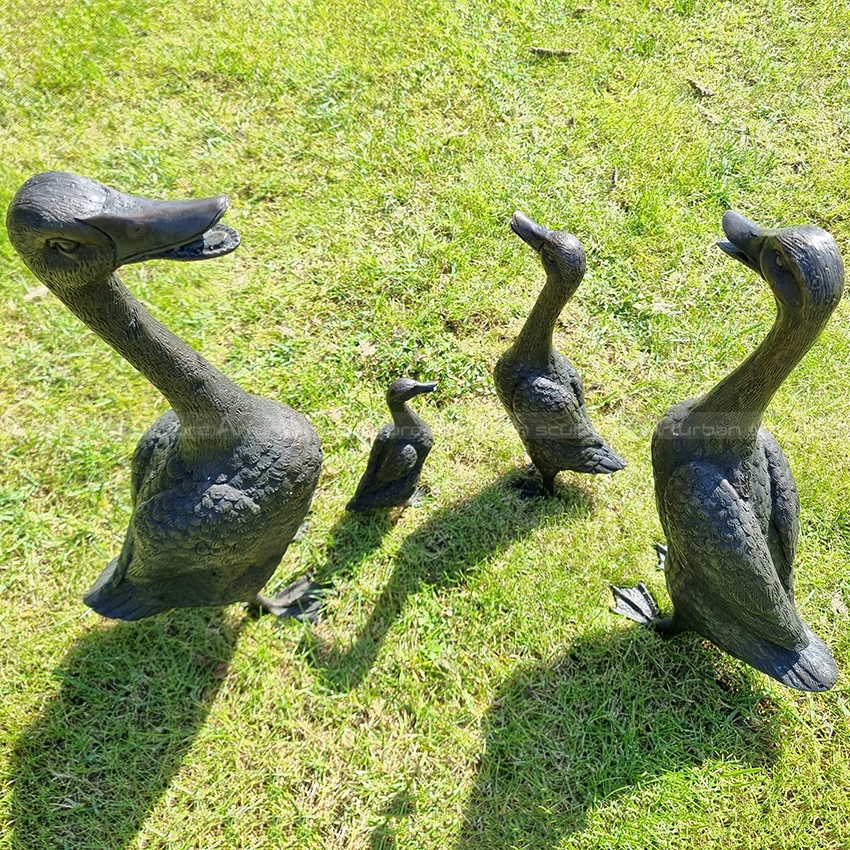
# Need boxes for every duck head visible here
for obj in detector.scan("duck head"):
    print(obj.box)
[386,378,438,405]
[511,210,587,295]
[6,171,240,295]
[718,210,844,317]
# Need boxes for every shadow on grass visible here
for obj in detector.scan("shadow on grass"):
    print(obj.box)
[456,628,780,849]
[315,507,398,583]
[9,610,240,850]
[305,472,593,691]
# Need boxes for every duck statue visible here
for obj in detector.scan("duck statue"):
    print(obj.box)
[346,377,437,511]
[612,211,842,692]
[6,171,323,621]
[494,210,626,495]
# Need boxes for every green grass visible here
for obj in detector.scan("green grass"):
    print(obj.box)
[2,0,850,846]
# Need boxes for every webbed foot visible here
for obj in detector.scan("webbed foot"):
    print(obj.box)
[508,468,555,499]
[515,481,550,500]
[610,582,662,625]
[405,486,431,508]
[249,575,323,624]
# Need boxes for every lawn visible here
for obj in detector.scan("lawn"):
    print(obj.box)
[2,0,850,847]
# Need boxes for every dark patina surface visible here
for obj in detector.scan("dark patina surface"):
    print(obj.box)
[613,211,842,691]
[7,172,323,621]
[494,210,626,495]
[347,377,436,511]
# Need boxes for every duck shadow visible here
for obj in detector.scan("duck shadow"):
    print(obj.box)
[8,610,240,849]
[315,508,398,584]
[455,629,780,849]
[305,473,593,691]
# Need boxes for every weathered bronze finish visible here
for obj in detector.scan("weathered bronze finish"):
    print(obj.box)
[347,377,436,511]
[494,211,626,495]
[7,172,323,621]
[613,211,842,692]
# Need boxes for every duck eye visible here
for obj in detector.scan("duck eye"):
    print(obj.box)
[542,248,556,264]
[773,251,785,270]
[48,238,80,254]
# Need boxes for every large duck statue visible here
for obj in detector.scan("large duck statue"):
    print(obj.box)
[6,171,323,621]
[494,211,626,496]
[613,211,842,692]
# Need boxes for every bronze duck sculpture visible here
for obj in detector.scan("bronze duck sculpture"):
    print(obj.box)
[494,210,626,495]
[612,211,842,692]
[346,377,437,511]
[7,171,323,621]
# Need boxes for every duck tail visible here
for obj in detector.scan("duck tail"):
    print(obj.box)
[83,557,170,621]
[586,444,627,474]
[744,622,838,692]
[345,495,369,512]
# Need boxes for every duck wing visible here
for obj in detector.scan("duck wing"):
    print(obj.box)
[130,410,180,500]
[350,425,418,496]
[510,372,603,447]
[94,410,181,598]
[663,459,836,690]
[560,354,586,407]
[662,460,806,651]
[372,442,419,487]
[759,428,799,599]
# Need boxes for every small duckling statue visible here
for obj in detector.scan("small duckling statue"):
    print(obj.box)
[6,172,323,621]
[612,211,841,692]
[346,378,437,511]
[494,210,626,495]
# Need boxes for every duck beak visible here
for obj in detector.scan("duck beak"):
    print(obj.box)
[414,381,438,395]
[510,210,549,252]
[81,190,241,265]
[717,210,765,274]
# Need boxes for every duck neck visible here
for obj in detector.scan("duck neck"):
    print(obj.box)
[692,306,826,438]
[61,273,249,456]
[389,399,425,434]
[511,275,569,366]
